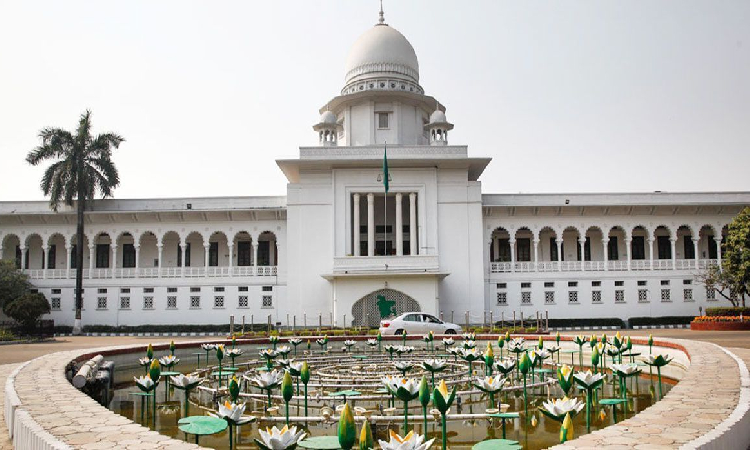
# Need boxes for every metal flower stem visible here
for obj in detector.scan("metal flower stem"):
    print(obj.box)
[285,399,290,425]
[230,356,236,368]
[522,376,528,423]
[184,389,190,418]
[422,404,428,432]
[489,392,495,409]
[153,387,157,429]
[204,349,210,367]
[403,400,409,433]
[585,388,592,432]
[304,384,309,417]
[402,334,406,346]
[441,412,448,450]
[218,362,222,388]
[430,372,436,391]
[266,388,272,408]
[229,424,234,450]
[578,344,584,370]
[657,366,663,399]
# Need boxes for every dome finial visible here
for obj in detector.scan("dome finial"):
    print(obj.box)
[378,0,386,25]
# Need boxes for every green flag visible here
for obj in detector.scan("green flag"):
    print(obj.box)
[382,144,389,193]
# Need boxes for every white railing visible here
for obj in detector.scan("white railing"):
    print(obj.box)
[630,260,651,271]
[536,261,559,272]
[89,268,111,279]
[653,260,673,270]
[608,260,628,271]
[22,265,279,279]
[256,266,278,276]
[675,259,696,270]
[490,262,512,273]
[584,261,607,271]
[514,262,535,272]
[698,259,719,269]
[560,261,581,271]
[333,255,439,273]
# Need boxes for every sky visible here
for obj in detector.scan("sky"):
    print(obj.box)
[0,1,748,202]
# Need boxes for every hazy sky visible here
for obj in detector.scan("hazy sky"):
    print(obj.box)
[1,1,748,202]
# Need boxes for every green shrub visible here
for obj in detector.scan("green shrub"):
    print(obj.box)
[628,316,694,326]
[705,307,750,317]
[545,318,625,329]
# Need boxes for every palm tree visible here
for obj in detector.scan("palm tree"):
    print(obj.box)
[26,110,124,334]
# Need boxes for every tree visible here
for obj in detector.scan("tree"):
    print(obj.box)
[3,292,51,332]
[0,260,31,310]
[697,207,750,308]
[26,111,124,334]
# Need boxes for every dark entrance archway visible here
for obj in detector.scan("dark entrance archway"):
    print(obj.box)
[351,289,420,327]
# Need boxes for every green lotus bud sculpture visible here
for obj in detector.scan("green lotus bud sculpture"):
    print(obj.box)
[418,376,430,431]
[359,419,374,450]
[557,364,574,396]
[338,403,356,450]
[146,343,154,360]
[518,352,531,421]
[555,331,561,345]
[300,361,310,416]
[229,375,240,403]
[484,342,495,375]
[497,335,505,358]
[591,345,600,372]
[560,412,574,443]
[169,340,176,356]
[538,336,544,349]
[648,334,654,354]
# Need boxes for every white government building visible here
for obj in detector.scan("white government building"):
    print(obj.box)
[1,12,749,328]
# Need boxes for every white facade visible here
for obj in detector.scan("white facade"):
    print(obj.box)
[1,15,749,327]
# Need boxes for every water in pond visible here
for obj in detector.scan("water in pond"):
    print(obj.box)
[107,344,674,449]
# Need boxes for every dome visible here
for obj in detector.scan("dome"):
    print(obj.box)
[429,109,447,124]
[320,110,337,125]
[344,24,419,87]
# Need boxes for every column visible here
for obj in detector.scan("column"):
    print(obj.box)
[88,244,95,279]
[533,239,539,272]
[111,245,117,279]
[579,238,586,272]
[648,238,655,270]
[203,243,210,270]
[134,244,140,278]
[602,238,609,271]
[509,239,516,272]
[179,243,186,277]
[353,193,361,256]
[253,241,259,275]
[493,237,500,261]
[409,193,417,255]
[367,193,375,256]
[157,243,163,278]
[395,192,403,256]
[670,238,677,269]
[228,242,234,276]
[42,245,48,278]
[715,237,722,269]
[692,238,700,269]
[19,245,26,271]
[66,245,72,278]
[625,238,632,271]
[555,239,562,271]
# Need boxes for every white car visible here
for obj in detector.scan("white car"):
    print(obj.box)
[379,312,462,336]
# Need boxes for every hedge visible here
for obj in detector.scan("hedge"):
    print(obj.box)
[54,324,271,334]
[627,316,694,326]
[705,307,750,317]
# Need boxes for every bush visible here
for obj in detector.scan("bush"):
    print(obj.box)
[3,292,50,331]
[79,323,270,333]
[705,307,750,317]
[628,316,694,326]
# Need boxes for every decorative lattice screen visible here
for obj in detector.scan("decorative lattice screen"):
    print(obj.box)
[351,289,421,327]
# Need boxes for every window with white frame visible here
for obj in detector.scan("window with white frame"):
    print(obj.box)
[706,287,716,301]
[638,289,649,303]
[377,112,389,129]
[50,298,61,310]
[120,297,130,309]
[545,291,555,304]
[239,296,249,308]
[496,292,507,305]
[592,291,602,303]
[97,297,107,309]
[167,296,177,309]
[684,289,693,302]
[615,290,625,303]
[521,292,531,304]
[568,291,578,304]
[143,296,154,309]
[661,289,671,302]
[190,296,200,308]
[214,296,224,308]
[262,295,273,308]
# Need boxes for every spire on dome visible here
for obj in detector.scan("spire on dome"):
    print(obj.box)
[378,0,386,25]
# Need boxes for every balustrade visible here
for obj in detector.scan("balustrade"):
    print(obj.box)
[21,266,279,279]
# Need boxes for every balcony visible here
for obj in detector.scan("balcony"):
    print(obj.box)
[489,259,719,274]
[332,255,439,274]
[23,266,278,280]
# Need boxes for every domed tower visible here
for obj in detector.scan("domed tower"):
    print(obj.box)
[313,110,338,146]
[312,7,451,147]
[425,108,454,146]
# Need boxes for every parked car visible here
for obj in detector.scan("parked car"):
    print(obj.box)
[379,312,462,336]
